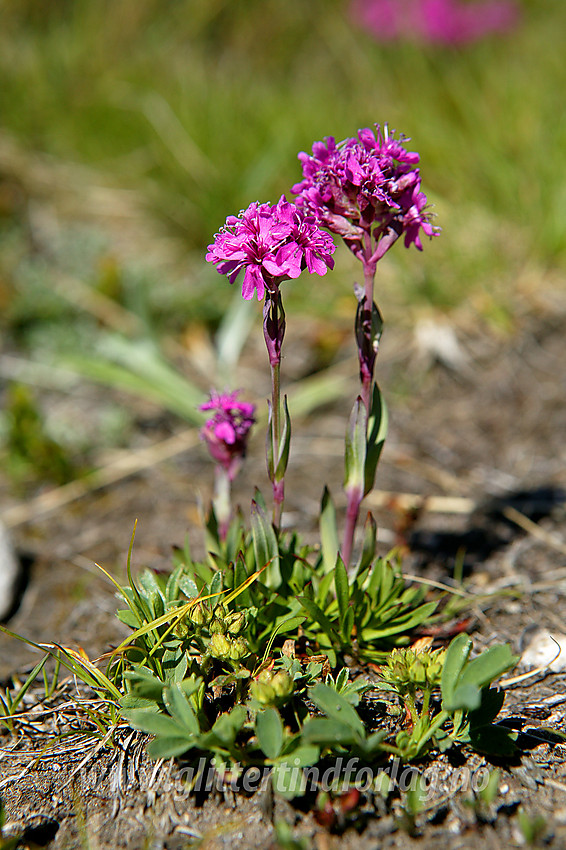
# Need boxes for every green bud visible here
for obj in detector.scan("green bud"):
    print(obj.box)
[225,611,246,636]
[189,601,211,628]
[209,617,226,635]
[412,659,427,687]
[250,679,276,706]
[250,669,293,706]
[209,633,231,660]
[270,671,294,699]
[174,619,189,639]
[229,637,249,661]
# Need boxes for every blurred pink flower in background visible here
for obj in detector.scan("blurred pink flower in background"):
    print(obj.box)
[351,0,520,45]
[199,390,255,481]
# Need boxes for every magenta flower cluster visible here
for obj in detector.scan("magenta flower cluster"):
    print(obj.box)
[351,0,519,45]
[292,125,435,262]
[199,391,256,480]
[206,197,336,301]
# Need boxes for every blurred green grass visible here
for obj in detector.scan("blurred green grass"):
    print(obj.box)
[2,0,565,323]
[0,0,564,494]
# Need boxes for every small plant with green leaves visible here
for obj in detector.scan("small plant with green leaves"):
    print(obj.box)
[375,634,518,760]
[2,122,519,810]
[0,653,59,734]
[463,767,501,824]
[0,383,78,488]
[516,807,549,847]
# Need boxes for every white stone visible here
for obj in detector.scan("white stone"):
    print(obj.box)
[0,520,19,620]
[521,628,566,673]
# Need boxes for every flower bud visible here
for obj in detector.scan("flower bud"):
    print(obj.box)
[270,671,294,699]
[250,679,276,706]
[174,619,189,639]
[225,611,246,636]
[189,601,211,628]
[229,637,249,661]
[209,633,232,660]
[209,616,226,635]
[250,669,294,706]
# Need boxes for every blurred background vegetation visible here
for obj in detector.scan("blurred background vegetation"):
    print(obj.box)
[0,0,564,488]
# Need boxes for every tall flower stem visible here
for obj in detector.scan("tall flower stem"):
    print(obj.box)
[213,466,232,542]
[359,230,378,413]
[263,287,287,530]
[270,359,284,528]
[343,233,379,567]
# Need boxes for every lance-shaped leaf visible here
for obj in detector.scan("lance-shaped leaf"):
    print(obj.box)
[251,496,281,588]
[358,512,377,573]
[364,383,388,496]
[344,396,367,496]
[334,557,350,622]
[266,396,292,484]
[319,486,339,574]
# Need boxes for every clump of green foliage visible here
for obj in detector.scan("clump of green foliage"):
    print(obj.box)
[78,504,518,800]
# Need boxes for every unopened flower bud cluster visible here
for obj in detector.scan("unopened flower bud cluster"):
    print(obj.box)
[381,645,446,694]
[250,668,295,708]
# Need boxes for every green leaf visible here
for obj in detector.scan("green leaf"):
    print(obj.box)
[364,383,388,496]
[147,736,195,759]
[271,761,306,799]
[209,570,224,598]
[367,557,392,606]
[319,486,339,574]
[123,708,191,739]
[301,716,358,745]
[468,686,506,726]
[363,729,389,755]
[64,336,206,423]
[344,396,367,495]
[124,668,164,701]
[233,556,252,607]
[119,694,158,711]
[358,512,377,573]
[200,705,247,749]
[308,683,365,739]
[261,614,306,665]
[177,575,199,599]
[278,742,320,767]
[362,600,438,639]
[316,571,335,610]
[297,597,340,646]
[256,708,284,759]
[116,608,140,629]
[441,633,473,707]
[458,644,518,691]
[341,606,355,645]
[139,568,163,599]
[446,682,482,712]
[163,683,200,735]
[334,557,349,621]
[251,498,281,589]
